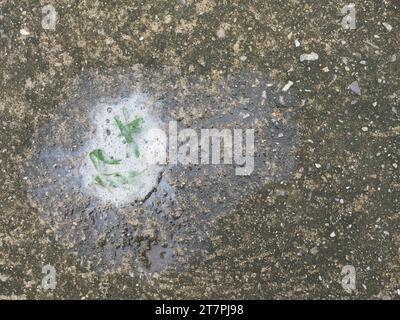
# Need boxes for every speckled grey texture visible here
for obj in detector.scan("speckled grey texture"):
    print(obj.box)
[0,0,399,299]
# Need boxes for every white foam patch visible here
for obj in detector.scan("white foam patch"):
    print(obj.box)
[80,93,167,205]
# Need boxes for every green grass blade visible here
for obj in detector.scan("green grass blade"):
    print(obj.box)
[127,117,144,134]
[89,149,121,171]
[113,114,144,157]
[114,116,133,144]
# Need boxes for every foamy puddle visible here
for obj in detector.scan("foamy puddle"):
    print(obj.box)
[24,67,300,274]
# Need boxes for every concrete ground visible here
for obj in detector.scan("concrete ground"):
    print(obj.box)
[0,0,399,299]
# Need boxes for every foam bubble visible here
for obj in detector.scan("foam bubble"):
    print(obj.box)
[80,93,166,205]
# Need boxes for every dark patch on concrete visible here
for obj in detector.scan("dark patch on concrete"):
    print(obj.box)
[23,67,299,274]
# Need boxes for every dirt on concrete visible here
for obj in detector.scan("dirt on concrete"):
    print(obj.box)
[0,0,399,299]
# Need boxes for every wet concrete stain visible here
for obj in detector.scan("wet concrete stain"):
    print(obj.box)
[1,0,399,299]
[23,67,300,273]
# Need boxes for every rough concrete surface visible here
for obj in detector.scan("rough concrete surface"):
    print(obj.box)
[0,0,399,299]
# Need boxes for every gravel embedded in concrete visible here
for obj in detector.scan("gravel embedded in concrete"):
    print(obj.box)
[0,0,399,299]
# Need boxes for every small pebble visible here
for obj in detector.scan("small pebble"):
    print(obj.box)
[382,22,393,32]
[349,81,361,96]
[20,29,30,36]
[282,81,294,92]
[300,52,319,62]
